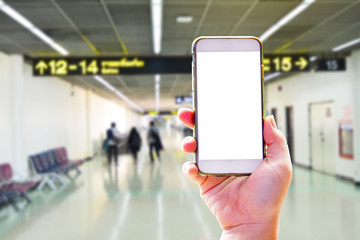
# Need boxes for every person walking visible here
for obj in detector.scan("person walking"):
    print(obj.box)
[147,121,163,163]
[127,127,142,165]
[106,122,121,166]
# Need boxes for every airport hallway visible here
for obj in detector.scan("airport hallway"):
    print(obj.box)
[0,129,360,240]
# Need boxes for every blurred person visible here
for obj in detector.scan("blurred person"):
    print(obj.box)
[147,121,163,163]
[106,122,121,166]
[178,108,292,240]
[127,127,142,164]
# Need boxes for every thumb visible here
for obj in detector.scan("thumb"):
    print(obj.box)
[264,116,292,173]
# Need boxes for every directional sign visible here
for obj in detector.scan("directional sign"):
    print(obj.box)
[33,55,310,76]
[175,96,192,105]
[263,55,310,72]
[33,57,191,76]
[142,110,178,116]
[316,58,346,71]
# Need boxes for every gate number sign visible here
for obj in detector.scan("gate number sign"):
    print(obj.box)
[33,55,310,76]
[316,59,346,71]
[33,57,191,76]
[263,55,309,72]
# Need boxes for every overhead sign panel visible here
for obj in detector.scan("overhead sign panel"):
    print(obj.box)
[33,57,191,76]
[33,55,310,76]
[175,96,192,105]
[316,58,346,71]
[263,55,310,72]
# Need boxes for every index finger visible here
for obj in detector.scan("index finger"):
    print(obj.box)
[178,108,195,129]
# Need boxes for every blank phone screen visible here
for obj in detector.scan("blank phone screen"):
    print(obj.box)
[196,50,263,161]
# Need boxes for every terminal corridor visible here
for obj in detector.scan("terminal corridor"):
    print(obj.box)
[1,128,360,240]
[1,0,360,239]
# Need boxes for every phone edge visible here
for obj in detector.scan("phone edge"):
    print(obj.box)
[192,36,265,176]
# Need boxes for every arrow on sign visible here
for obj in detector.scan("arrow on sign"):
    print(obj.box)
[35,61,48,75]
[294,57,308,70]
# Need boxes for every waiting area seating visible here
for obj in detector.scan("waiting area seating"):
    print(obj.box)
[0,191,19,210]
[0,163,36,211]
[0,147,84,211]
[29,147,84,191]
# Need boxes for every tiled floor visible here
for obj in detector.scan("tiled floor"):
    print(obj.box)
[1,131,360,240]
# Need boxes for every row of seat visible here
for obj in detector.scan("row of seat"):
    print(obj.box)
[0,163,36,211]
[0,147,84,211]
[29,147,84,191]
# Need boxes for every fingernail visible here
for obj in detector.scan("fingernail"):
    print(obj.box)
[181,138,187,151]
[270,115,277,129]
[183,163,191,173]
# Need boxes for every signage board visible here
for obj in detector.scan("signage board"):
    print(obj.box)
[33,55,310,76]
[142,110,178,116]
[316,58,346,71]
[33,57,191,76]
[175,96,193,105]
[263,55,310,72]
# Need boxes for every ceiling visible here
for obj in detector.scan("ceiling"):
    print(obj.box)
[1,0,360,112]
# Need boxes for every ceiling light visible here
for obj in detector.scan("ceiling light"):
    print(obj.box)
[0,4,33,29]
[332,37,360,52]
[259,0,315,42]
[310,56,317,62]
[264,72,281,82]
[94,76,143,113]
[30,28,68,55]
[94,75,116,92]
[151,0,163,55]
[176,15,193,23]
[0,1,69,55]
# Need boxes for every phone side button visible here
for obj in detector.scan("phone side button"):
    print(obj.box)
[261,65,264,80]
[192,62,195,91]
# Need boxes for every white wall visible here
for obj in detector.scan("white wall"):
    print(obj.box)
[351,51,360,183]
[0,52,141,175]
[0,53,13,168]
[266,50,360,180]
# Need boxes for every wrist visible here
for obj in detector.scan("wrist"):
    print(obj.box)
[220,219,279,240]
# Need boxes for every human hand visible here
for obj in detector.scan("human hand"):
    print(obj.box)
[178,108,292,240]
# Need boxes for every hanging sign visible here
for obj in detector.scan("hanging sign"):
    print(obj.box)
[33,57,191,76]
[175,96,193,105]
[263,55,310,72]
[316,58,346,71]
[33,54,311,76]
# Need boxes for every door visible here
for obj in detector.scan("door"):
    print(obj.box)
[310,102,335,174]
[285,106,294,162]
[271,108,277,122]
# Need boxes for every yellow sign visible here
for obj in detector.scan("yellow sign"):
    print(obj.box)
[33,57,146,76]
[33,56,308,76]
[263,55,309,72]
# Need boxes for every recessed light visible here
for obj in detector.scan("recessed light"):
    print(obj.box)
[259,0,315,42]
[310,56,318,62]
[332,37,360,52]
[176,15,193,23]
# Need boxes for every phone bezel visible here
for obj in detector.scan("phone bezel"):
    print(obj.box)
[192,36,265,176]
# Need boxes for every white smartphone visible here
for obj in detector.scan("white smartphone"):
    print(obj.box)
[192,36,265,176]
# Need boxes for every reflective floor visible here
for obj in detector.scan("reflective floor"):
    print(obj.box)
[1,131,360,240]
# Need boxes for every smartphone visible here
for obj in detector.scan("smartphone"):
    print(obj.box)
[192,36,265,176]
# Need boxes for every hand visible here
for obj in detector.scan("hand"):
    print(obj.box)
[178,108,292,240]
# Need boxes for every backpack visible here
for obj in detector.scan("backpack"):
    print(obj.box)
[107,129,121,144]
[150,129,163,151]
